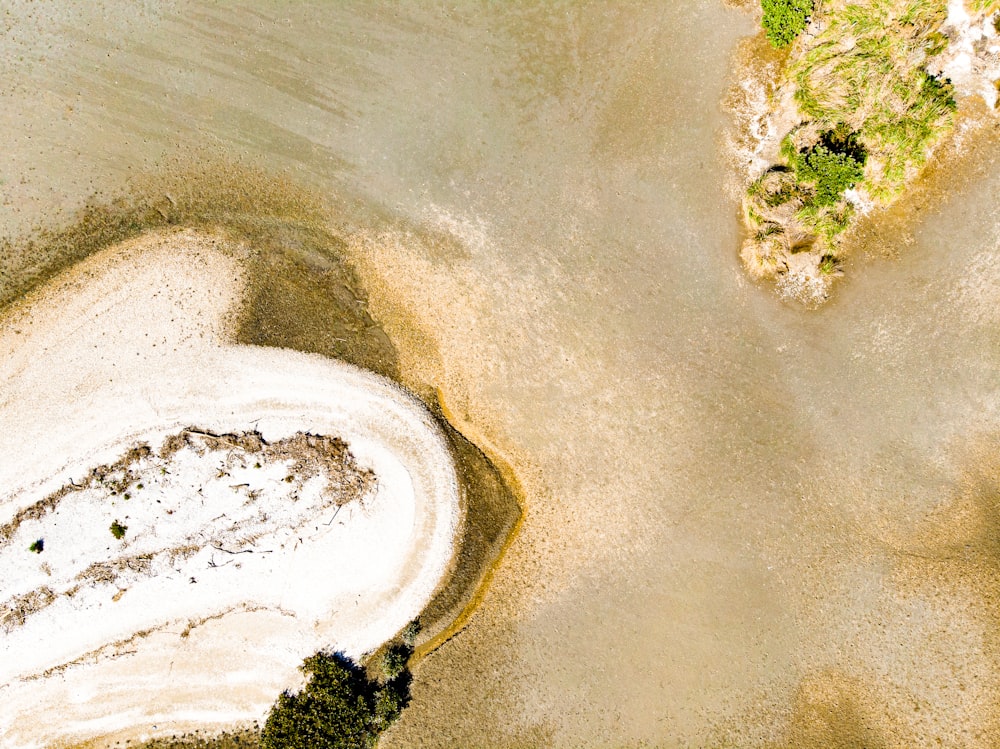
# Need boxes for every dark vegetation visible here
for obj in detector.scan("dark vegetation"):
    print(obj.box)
[784,128,867,207]
[761,0,814,47]
[261,623,421,749]
[260,651,409,749]
[128,624,420,749]
[110,520,128,540]
[29,538,44,553]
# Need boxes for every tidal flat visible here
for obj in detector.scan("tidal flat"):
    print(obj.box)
[2,2,1000,747]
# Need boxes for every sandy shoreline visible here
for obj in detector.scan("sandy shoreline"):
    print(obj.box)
[0,230,460,748]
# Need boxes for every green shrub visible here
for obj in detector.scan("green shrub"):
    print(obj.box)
[401,620,421,647]
[110,520,128,540]
[789,130,866,207]
[796,145,864,205]
[29,538,44,553]
[261,652,409,749]
[761,0,814,47]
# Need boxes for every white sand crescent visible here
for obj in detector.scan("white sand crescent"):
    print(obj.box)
[0,230,460,748]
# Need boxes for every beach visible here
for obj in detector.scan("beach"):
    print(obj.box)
[0,230,460,748]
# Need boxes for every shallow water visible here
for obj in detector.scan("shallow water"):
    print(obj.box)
[3,2,1000,746]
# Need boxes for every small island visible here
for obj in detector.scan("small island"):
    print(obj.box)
[0,230,463,748]
[738,0,1000,303]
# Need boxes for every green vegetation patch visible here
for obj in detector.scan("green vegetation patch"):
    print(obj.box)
[741,0,960,284]
[787,129,867,206]
[261,651,408,749]
[762,0,815,48]
[110,520,128,540]
[790,0,955,202]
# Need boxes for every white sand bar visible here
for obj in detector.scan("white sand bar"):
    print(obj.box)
[0,230,460,748]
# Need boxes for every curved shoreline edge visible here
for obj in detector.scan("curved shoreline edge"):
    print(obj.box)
[4,233,484,740]
[410,389,526,662]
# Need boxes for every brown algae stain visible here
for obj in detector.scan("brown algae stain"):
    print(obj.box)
[769,670,910,749]
[0,161,400,380]
[2,161,522,748]
[413,388,525,660]
[882,433,1000,743]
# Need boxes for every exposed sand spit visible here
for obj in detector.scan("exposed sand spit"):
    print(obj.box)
[0,230,460,748]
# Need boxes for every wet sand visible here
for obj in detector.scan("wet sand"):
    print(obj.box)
[3,2,1000,747]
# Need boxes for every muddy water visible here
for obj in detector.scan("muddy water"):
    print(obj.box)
[4,2,1000,747]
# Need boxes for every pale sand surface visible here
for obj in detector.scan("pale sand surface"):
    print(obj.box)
[0,230,460,748]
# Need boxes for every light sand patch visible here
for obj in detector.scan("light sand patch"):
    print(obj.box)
[0,229,460,748]
[932,0,1000,110]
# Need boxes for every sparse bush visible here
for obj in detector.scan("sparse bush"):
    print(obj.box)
[380,645,409,681]
[401,620,421,647]
[110,520,128,540]
[372,683,406,730]
[761,0,813,48]
[29,538,44,553]
[818,255,838,275]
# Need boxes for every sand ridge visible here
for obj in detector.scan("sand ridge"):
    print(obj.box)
[0,229,461,748]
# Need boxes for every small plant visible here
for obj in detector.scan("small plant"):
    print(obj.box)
[761,0,814,48]
[110,520,128,540]
[925,30,949,57]
[401,620,421,647]
[818,255,838,275]
[380,645,410,681]
[29,538,44,553]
